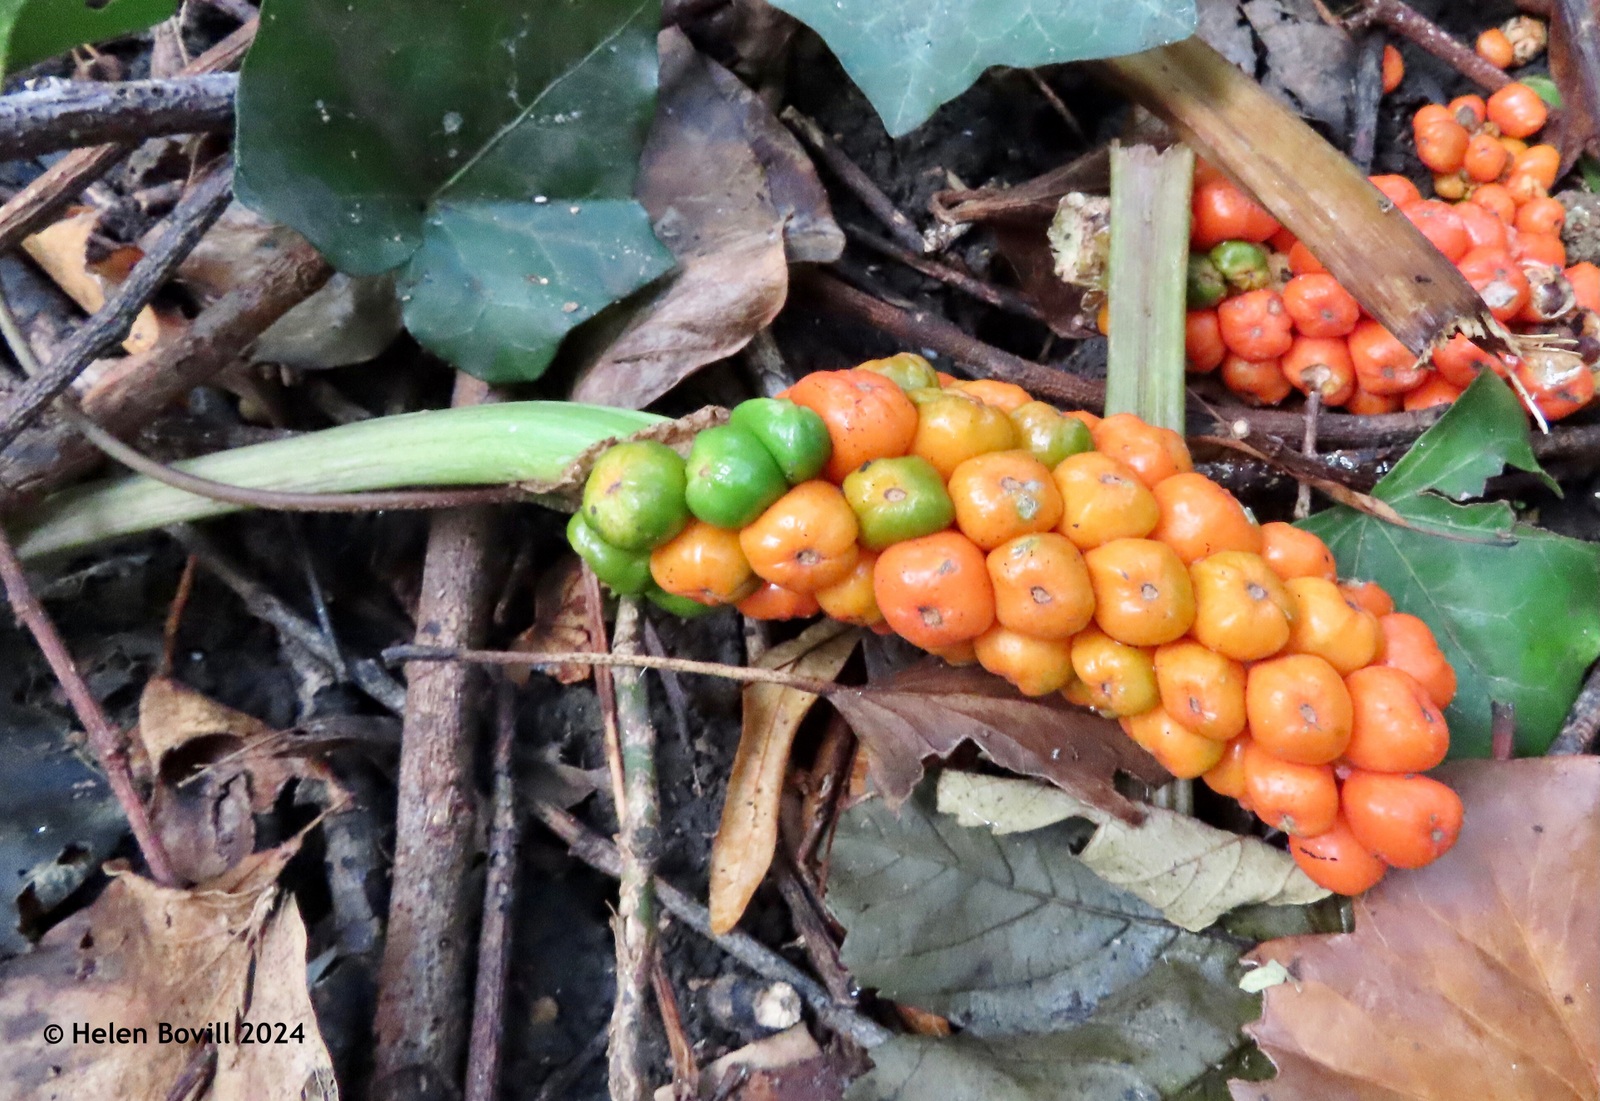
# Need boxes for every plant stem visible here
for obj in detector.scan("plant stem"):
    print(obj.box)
[14,402,665,560]
[1104,142,1193,432]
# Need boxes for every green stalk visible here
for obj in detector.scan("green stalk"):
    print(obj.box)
[1104,141,1193,432]
[15,402,664,561]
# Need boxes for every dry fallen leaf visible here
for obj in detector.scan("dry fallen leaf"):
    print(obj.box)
[510,556,598,686]
[937,771,1328,932]
[137,676,334,883]
[710,619,860,934]
[1232,757,1599,1101]
[22,209,168,354]
[570,27,843,409]
[653,1023,848,1101]
[0,844,336,1100]
[826,663,1168,822]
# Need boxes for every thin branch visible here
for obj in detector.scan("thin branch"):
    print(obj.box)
[531,798,894,1050]
[382,643,837,695]
[0,521,176,884]
[0,73,236,161]
[1347,0,1512,91]
[847,223,1046,321]
[0,18,255,256]
[0,161,233,453]
[782,107,927,255]
[464,681,521,1101]
[1548,662,1600,755]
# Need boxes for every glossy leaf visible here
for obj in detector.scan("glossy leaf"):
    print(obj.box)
[1233,758,1598,1101]
[765,0,1196,136]
[0,0,176,76]
[234,0,673,382]
[1302,373,1600,756]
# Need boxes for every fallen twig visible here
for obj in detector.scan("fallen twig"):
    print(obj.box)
[846,223,1045,321]
[1347,0,1512,91]
[1549,662,1600,755]
[372,375,498,1098]
[782,107,926,255]
[0,74,237,161]
[0,161,233,453]
[464,681,521,1101]
[531,798,894,1050]
[0,520,176,884]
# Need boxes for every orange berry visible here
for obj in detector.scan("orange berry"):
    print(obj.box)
[1342,770,1464,868]
[1189,550,1294,661]
[926,638,977,666]
[1376,612,1458,709]
[948,451,1064,550]
[1515,195,1566,237]
[737,582,821,620]
[1281,335,1357,407]
[1186,309,1226,373]
[950,378,1033,413]
[986,533,1094,640]
[1220,353,1292,405]
[1287,240,1327,276]
[1339,579,1395,618]
[1344,666,1450,773]
[1369,174,1423,208]
[1487,82,1549,139]
[1064,409,1101,431]
[1348,319,1426,394]
[1457,246,1531,321]
[1381,44,1404,93]
[788,369,918,482]
[1470,183,1517,224]
[1345,387,1403,415]
[1260,522,1337,582]
[1512,144,1561,190]
[1284,577,1382,674]
[1462,131,1511,183]
[1246,653,1354,765]
[1083,538,1197,647]
[1475,26,1514,68]
[1089,413,1194,489]
[1455,199,1510,252]
[1121,705,1227,779]
[974,626,1076,696]
[1068,627,1160,717]
[1154,640,1247,741]
[1512,230,1566,268]
[1404,375,1465,411]
[1149,472,1263,565]
[1566,262,1600,313]
[651,520,759,606]
[1191,177,1280,249]
[1282,273,1361,338]
[1432,333,1507,388]
[1414,117,1470,174]
[873,531,994,649]
[1243,741,1340,838]
[1218,288,1295,361]
[908,388,1019,480]
[1448,94,1487,130]
[1053,451,1161,549]
[1202,733,1252,800]
[814,548,884,628]
[1290,815,1388,894]
[1401,199,1470,262]
[739,481,860,594]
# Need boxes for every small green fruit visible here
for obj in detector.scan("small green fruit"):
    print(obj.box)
[684,425,788,529]
[581,440,690,552]
[566,514,651,595]
[728,398,832,485]
[843,455,955,550]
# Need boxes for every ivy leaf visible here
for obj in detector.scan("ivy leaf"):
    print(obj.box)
[765,0,1196,137]
[0,0,176,76]
[1301,373,1600,756]
[235,0,673,383]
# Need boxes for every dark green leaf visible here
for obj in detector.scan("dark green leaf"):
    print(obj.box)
[1,0,176,76]
[1375,371,1553,500]
[765,0,1196,137]
[1520,73,1561,108]
[834,786,1257,1101]
[235,0,673,383]
[1301,373,1600,756]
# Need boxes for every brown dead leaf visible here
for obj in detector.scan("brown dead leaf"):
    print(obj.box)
[709,620,861,935]
[654,1023,850,1101]
[0,845,336,1100]
[827,663,1168,823]
[21,210,166,354]
[570,28,843,409]
[1232,757,1599,1101]
[137,677,334,884]
[510,556,597,686]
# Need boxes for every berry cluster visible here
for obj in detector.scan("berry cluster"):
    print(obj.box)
[1180,85,1598,421]
[568,355,1465,894]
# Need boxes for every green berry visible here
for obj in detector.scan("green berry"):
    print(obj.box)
[842,455,955,551]
[1186,254,1227,308]
[581,440,690,552]
[1009,401,1093,469]
[727,398,831,485]
[859,352,940,391]
[566,514,652,595]
[1209,240,1271,292]
[645,584,719,618]
[684,425,788,530]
